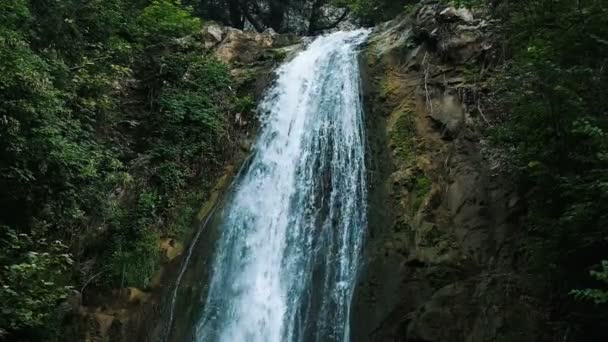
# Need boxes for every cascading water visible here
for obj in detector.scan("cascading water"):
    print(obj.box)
[194,30,370,342]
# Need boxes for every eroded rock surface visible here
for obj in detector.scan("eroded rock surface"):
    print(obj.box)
[353,2,547,341]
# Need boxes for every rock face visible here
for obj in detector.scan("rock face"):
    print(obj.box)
[200,22,302,97]
[353,2,547,341]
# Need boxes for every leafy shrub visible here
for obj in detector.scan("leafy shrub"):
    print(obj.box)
[333,0,411,24]
[108,229,160,288]
[152,55,234,174]
[412,174,431,211]
[137,0,201,43]
[489,0,608,338]
[0,0,236,339]
[571,261,608,305]
[235,96,256,114]
[107,192,161,288]
[0,226,73,334]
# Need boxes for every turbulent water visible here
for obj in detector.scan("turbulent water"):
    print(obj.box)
[195,30,370,342]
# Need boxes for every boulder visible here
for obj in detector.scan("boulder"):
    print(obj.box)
[413,2,495,64]
[160,238,184,262]
[210,25,301,64]
[439,6,474,23]
[201,23,224,48]
[428,93,465,137]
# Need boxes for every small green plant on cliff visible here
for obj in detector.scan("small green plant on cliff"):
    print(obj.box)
[571,261,608,305]
[390,110,416,164]
[444,0,483,8]
[107,191,161,288]
[269,48,289,63]
[412,174,431,212]
[0,227,73,337]
[235,96,256,114]
[333,0,412,24]
[137,0,201,43]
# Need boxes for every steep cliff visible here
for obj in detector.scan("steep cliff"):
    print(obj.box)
[354,3,547,341]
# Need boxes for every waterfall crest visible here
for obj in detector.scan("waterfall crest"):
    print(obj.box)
[195,30,370,342]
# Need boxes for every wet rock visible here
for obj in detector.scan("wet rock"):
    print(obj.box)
[263,27,277,36]
[413,1,496,64]
[201,23,224,48]
[439,7,474,23]
[213,27,299,64]
[160,238,184,262]
[428,93,465,137]
[124,288,151,304]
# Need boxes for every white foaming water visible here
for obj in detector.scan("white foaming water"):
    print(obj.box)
[195,30,370,342]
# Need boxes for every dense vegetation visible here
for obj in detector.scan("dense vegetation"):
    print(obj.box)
[488,0,608,338]
[0,0,245,339]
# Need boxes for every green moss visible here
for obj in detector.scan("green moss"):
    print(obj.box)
[390,110,416,164]
[235,96,255,113]
[167,194,199,240]
[379,76,392,99]
[378,72,401,100]
[268,48,288,63]
[412,173,431,211]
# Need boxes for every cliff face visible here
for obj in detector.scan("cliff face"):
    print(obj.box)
[354,3,547,341]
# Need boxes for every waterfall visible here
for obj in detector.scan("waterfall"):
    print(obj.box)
[194,30,370,342]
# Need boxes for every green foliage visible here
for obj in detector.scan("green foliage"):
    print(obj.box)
[0,0,235,339]
[168,201,197,239]
[166,190,206,239]
[269,48,288,63]
[412,174,431,211]
[489,0,608,337]
[109,231,159,288]
[150,55,233,195]
[0,0,30,30]
[334,0,412,24]
[390,110,416,163]
[0,8,120,236]
[235,96,256,114]
[571,261,608,305]
[0,226,73,334]
[137,0,201,43]
[444,0,483,8]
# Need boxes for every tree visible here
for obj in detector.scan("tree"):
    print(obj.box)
[0,0,241,339]
[489,0,608,338]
